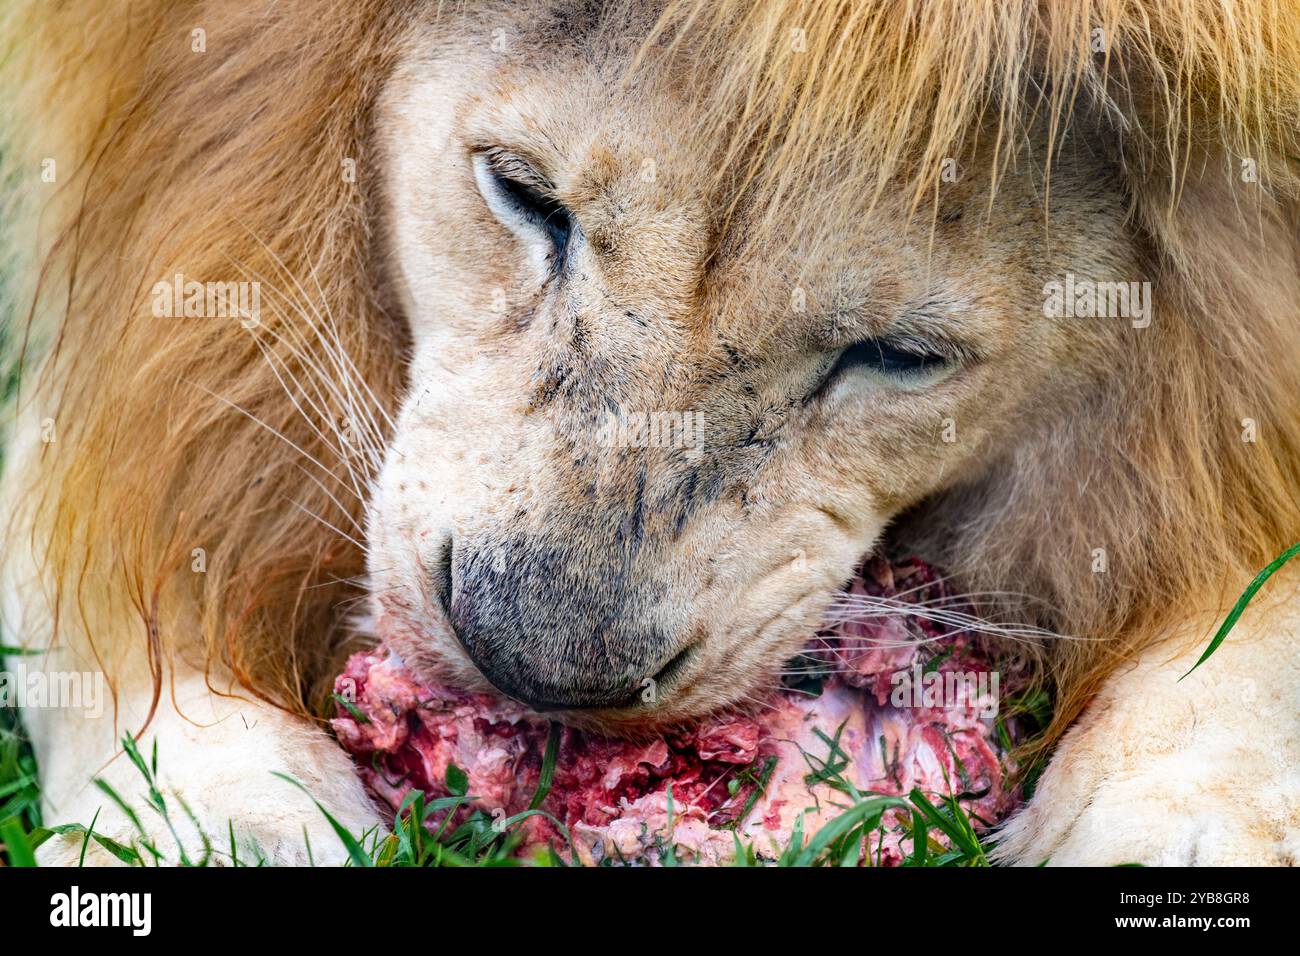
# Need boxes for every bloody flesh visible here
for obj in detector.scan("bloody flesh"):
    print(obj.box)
[331,557,1023,865]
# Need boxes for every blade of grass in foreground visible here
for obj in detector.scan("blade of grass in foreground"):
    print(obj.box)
[789,795,910,867]
[0,817,37,866]
[527,722,561,811]
[272,772,372,867]
[28,822,142,866]
[1181,541,1300,681]
[908,788,985,864]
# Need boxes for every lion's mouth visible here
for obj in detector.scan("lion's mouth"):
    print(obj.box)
[332,556,1026,865]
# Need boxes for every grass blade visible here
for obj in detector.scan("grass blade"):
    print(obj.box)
[1181,541,1300,680]
[272,772,372,867]
[528,722,561,811]
[1,818,38,866]
[791,796,909,867]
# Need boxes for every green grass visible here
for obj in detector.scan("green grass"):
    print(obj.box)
[0,707,41,860]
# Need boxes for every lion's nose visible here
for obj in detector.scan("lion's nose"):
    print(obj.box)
[440,536,664,711]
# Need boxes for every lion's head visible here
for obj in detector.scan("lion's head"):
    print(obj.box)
[4,0,1299,746]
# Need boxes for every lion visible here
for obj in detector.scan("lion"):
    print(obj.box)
[2,0,1298,866]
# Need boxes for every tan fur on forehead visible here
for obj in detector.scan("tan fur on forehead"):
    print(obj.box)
[1,0,1298,756]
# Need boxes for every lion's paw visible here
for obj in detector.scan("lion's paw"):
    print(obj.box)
[993,626,1300,866]
[36,706,387,867]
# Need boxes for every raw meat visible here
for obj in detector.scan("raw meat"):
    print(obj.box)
[331,557,1022,865]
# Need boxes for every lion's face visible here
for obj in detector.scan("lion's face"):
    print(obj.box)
[366,19,1141,729]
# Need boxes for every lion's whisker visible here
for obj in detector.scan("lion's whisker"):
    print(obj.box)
[280,494,369,554]
[234,251,389,474]
[290,463,367,538]
[247,243,394,459]
[306,261,398,434]
[247,327,371,513]
[245,287,382,490]
[821,610,1058,641]
[187,380,366,505]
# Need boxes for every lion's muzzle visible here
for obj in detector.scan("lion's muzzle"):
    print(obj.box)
[443,532,680,711]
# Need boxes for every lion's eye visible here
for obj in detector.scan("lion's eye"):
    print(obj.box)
[819,337,954,394]
[835,339,946,376]
[473,151,572,267]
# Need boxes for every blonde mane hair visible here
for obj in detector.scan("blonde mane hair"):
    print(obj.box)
[3,0,1298,751]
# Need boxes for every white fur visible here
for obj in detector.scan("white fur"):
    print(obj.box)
[26,673,385,866]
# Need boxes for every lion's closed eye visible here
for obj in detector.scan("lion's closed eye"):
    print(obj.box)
[810,336,962,401]
[472,149,573,270]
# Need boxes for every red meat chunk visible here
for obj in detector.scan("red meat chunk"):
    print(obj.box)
[331,557,1025,865]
